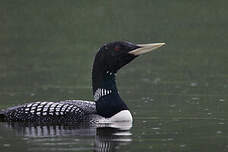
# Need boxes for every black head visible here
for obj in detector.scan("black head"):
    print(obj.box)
[95,41,140,73]
[92,41,165,118]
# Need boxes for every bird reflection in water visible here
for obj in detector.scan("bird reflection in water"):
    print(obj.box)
[0,121,132,152]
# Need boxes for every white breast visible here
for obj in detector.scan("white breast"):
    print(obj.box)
[97,110,133,123]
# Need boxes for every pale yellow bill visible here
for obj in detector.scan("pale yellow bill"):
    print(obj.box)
[129,43,165,56]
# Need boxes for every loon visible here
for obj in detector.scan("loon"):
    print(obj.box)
[0,41,165,124]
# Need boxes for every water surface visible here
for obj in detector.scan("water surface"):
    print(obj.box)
[0,0,228,152]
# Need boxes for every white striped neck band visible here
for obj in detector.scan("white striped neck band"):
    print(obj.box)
[94,88,112,101]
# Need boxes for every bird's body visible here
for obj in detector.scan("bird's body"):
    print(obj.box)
[0,41,165,124]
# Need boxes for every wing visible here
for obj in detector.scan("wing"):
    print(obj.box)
[1,100,96,123]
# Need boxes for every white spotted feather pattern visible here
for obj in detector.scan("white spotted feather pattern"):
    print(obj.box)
[1,100,96,122]
[23,101,82,116]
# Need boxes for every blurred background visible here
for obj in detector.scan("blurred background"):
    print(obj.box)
[0,0,227,152]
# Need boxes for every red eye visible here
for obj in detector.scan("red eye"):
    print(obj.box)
[114,46,120,51]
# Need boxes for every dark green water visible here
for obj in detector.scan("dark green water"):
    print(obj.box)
[0,0,228,152]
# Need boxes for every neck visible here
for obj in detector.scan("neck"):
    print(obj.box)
[92,60,128,118]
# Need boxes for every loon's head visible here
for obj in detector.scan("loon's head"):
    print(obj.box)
[92,41,165,94]
[95,41,165,73]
